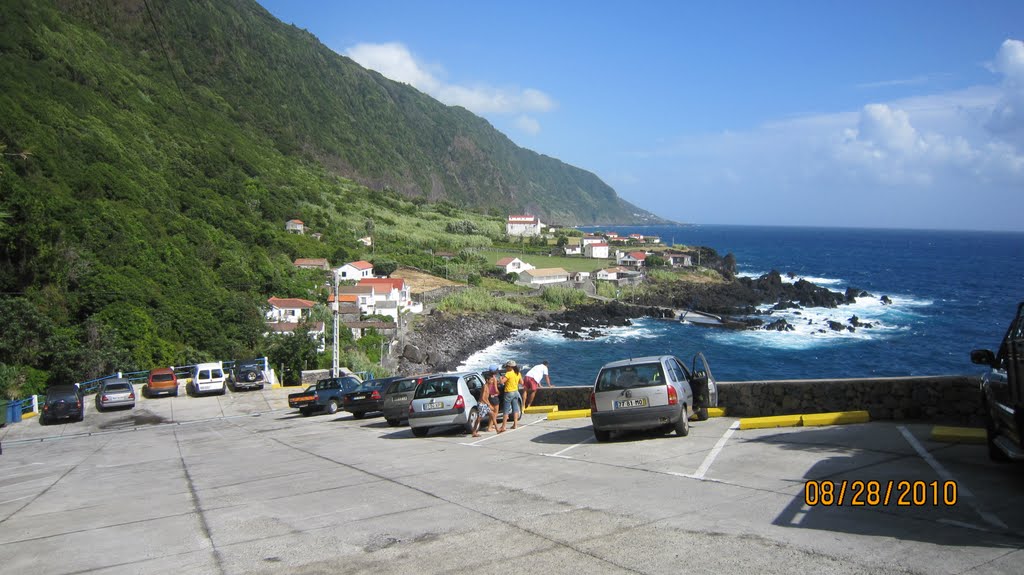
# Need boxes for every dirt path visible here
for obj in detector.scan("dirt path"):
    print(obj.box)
[392,267,461,294]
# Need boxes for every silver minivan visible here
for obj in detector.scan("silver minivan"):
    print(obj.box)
[589,354,718,442]
[408,372,484,437]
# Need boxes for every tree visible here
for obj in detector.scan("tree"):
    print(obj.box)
[645,255,667,268]
[371,258,398,277]
[267,325,320,385]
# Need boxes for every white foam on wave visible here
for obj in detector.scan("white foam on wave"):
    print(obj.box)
[737,268,845,287]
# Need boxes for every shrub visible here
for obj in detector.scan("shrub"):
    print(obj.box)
[541,286,587,308]
[436,288,529,314]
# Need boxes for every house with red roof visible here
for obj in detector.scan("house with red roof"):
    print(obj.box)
[266,297,316,322]
[335,260,374,281]
[285,219,305,234]
[357,277,414,320]
[495,257,535,274]
[506,214,544,237]
[617,251,648,267]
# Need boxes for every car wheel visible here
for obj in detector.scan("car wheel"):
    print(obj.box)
[411,426,429,437]
[352,411,366,420]
[95,403,104,413]
[464,407,479,434]
[386,418,400,427]
[695,406,709,421]
[327,399,339,415]
[593,427,611,442]
[987,421,1009,462]
[674,406,690,437]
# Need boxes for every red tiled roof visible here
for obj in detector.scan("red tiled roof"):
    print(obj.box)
[496,257,518,266]
[628,251,647,260]
[287,219,304,225]
[268,297,316,309]
[588,243,608,248]
[358,278,407,291]
[345,260,373,270]
[327,293,359,303]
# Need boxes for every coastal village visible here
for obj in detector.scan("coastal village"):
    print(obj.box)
[265,214,707,364]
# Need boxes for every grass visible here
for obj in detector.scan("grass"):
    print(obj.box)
[436,287,530,314]
[540,286,588,308]
[479,249,616,273]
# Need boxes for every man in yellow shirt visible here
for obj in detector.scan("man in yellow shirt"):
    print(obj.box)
[497,360,522,432]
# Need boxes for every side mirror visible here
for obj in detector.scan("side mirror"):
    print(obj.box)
[970,349,996,367]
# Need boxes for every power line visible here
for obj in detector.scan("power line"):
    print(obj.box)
[141,0,200,140]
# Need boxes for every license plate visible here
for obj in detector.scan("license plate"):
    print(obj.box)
[425,402,445,410]
[352,395,365,401]
[614,398,649,409]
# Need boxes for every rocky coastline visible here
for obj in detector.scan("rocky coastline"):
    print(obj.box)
[395,270,891,375]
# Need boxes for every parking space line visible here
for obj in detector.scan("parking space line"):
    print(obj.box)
[897,425,1007,530]
[459,417,547,446]
[688,420,740,479]
[542,436,595,459]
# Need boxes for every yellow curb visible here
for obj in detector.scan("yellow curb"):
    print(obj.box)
[802,411,870,427]
[547,409,591,420]
[524,405,558,414]
[708,407,727,417]
[930,426,986,444]
[21,411,38,419]
[739,414,802,429]
[272,383,283,389]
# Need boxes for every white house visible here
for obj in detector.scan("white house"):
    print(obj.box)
[563,244,582,256]
[358,278,415,314]
[518,268,570,287]
[664,251,693,267]
[584,242,610,259]
[617,251,648,267]
[581,235,604,247]
[265,320,326,352]
[337,286,376,315]
[266,297,316,322]
[595,267,630,281]
[358,236,373,247]
[496,257,535,274]
[336,260,374,281]
[285,219,305,234]
[506,215,544,237]
[571,271,591,282]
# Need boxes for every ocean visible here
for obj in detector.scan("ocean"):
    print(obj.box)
[459,225,1024,385]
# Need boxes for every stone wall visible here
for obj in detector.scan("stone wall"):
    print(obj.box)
[533,375,986,426]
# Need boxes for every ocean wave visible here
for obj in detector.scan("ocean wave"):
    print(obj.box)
[737,268,845,287]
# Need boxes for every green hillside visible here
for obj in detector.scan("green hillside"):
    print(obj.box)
[2,0,661,391]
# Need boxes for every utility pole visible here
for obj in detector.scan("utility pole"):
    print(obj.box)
[332,277,339,378]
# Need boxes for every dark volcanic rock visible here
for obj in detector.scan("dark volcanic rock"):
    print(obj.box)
[764,319,795,332]
[881,295,893,305]
[827,320,846,331]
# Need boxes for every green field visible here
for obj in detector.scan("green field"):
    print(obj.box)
[480,250,616,273]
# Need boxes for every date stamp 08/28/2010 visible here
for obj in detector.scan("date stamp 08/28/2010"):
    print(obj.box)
[803,480,958,507]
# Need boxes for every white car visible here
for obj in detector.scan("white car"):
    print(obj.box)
[191,362,227,396]
[589,354,718,442]
[408,372,485,437]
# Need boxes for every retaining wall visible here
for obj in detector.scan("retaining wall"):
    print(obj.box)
[534,375,985,426]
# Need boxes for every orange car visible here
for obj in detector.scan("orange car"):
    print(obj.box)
[147,367,179,397]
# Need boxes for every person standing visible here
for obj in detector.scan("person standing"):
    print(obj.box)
[472,365,500,436]
[522,361,551,409]
[497,360,522,432]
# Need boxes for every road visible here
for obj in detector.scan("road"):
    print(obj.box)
[1,386,1022,574]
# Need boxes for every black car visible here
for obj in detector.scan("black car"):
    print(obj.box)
[41,385,84,425]
[342,377,401,419]
[230,359,266,391]
[972,301,1024,461]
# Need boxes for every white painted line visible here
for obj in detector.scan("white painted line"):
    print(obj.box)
[790,503,811,526]
[937,518,990,532]
[460,417,546,446]
[0,494,34,505]
[691,420,740,479]
[897,425,1007,530]
[543,436,595,458]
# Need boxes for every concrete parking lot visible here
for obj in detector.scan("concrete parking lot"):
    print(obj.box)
[1,387,1023,574]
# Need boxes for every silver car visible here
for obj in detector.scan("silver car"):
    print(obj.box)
[95,378,137,411]
[589,354,718,442]
[408,372,484,437]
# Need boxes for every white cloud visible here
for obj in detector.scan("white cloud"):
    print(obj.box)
[515,115,541,135]
[626,40,1024,230]
[343,42,555,131]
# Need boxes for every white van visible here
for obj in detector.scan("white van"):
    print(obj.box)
[191,362,227,396]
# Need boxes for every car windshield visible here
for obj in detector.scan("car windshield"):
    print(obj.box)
[596,364,665,391]
[104,383,132,392]
[352,382,385,393]
[414,377,459,399]
[151,373,174,382]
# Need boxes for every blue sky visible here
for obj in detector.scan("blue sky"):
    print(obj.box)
[257,1,1024,231]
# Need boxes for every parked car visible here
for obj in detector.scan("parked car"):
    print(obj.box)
[289,385,321,416]
[314,376,363,416]
[41,385,84,425]
[382,376,426,426]
[589,354,718,442]
[230,359,266,391]
[146,367,179,398]
[191,362,227,396]
[95,378,136,411]
[971,301,1024,461]
[342,377,401,420]
[408,372,485,437]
